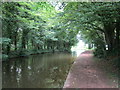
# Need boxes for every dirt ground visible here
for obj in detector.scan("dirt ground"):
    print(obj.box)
[63,50,118,88]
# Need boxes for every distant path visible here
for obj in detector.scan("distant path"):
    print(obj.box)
[63,50,118,88]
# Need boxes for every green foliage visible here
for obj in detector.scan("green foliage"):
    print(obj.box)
[60,2,120,57]
[113,57,120,69]
[2,2,120,59]
[0,54,8,61]
[94,48,105,58]
[0,37,11,45]
[2,2,77,59]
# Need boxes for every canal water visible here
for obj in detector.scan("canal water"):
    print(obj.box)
[2,52,76,88]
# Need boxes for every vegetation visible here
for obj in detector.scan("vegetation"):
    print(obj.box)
[59,2,120,57]
[1,2,120,88]
[2,2,78,60]
[56,2,120,71]
[1,2,120,65]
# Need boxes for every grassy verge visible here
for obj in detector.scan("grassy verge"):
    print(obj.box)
[94,56,120,88]
[2,49,71,61]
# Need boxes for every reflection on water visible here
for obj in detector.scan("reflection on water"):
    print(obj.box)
[2,53,76,88]
[71,50,85,57]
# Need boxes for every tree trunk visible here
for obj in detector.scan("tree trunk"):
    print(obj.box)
[104,23,115,52]
[21,31,26,49]
[21,29,29,49]
[115,20,120,56]
[22,35,26,49]
[14,32,17,51]
[6,25,12,54]
[7,45,10,55]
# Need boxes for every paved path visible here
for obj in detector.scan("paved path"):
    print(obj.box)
[63,50,118,88]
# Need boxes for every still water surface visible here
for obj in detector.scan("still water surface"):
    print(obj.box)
[2,53,76,88]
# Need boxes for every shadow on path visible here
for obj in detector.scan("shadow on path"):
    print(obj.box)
[63,50,118,88]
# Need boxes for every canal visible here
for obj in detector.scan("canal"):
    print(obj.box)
[2,52,76,88]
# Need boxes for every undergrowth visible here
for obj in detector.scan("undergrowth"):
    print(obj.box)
[95,55,120,88]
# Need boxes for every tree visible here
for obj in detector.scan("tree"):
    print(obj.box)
[58,2,120,56]
[2,2,78,58]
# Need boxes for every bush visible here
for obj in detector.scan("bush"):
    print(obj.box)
[113,57,120,69]
[94,48,106,58]
[18,49,30,57]
[1,54,8,61]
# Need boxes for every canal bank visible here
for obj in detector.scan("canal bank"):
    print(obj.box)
[2,49,72,61]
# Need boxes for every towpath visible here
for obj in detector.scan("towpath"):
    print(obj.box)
[63,50,118,88]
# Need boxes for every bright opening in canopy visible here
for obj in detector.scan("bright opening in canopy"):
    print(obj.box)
[71,34,86,57]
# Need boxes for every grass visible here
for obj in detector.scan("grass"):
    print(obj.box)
[94,56,119,88]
